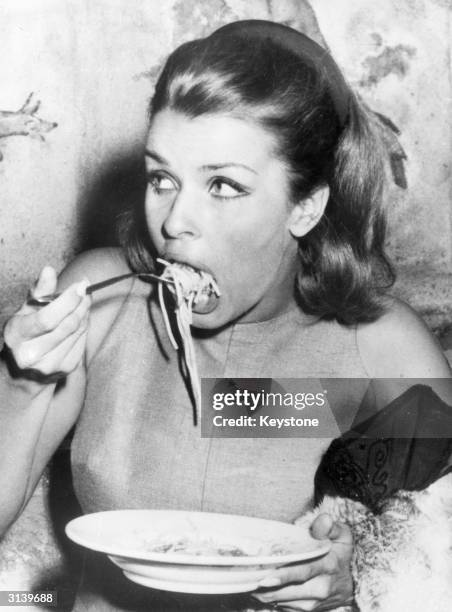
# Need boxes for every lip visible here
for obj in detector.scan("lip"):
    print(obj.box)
[158,252,221,316]
[160,252,218,283]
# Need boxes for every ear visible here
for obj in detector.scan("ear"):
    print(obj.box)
[288,185,330,238]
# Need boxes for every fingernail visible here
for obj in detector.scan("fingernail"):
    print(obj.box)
[76,280,89,297]
[35,266,50,284]
[257,577,281,588]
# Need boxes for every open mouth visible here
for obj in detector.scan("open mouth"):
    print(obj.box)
[157,258,221,315]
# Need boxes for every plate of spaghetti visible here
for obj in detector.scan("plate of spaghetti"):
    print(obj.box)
[65,509,331,594]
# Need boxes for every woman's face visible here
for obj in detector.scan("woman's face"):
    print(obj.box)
[145,109,300,329]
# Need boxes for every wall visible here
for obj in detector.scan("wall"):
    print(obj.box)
[1,0,451,330]
[312,0,452,331]
[0,0,451,602]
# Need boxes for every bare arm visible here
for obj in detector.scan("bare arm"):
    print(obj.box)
[357,297,452,406]
[0,248,131,534]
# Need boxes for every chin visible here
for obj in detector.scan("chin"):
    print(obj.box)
[190,301,240,331]
[191,310,229,331]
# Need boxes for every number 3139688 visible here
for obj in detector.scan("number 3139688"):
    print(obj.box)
[3,591,57,606]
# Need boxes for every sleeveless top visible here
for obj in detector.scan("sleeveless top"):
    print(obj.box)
[70,279,370,611]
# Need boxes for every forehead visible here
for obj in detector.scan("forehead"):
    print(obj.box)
[146,109,280,170]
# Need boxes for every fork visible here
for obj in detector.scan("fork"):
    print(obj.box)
[27,272,173,307]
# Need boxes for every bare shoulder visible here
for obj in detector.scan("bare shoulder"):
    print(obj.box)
[57,247,130,289]
[357,296,451,378]
[58,247,134,363]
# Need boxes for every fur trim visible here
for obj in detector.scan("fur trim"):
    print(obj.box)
[295,474,452,611]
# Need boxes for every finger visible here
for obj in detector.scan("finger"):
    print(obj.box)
[14,301,90,366]
[254,576,329,604]
[257,560,324,591]
[14,266,58,315]
[254,600,318,612]
[252,596,319,612]
[328,522,347,541]
[17,282,90,340]
[24,322,88,376]
[281,601,318,612]
[311,515,352,545]
[58,329,88,373]
[31,266,57,299]
[310,514,334,540]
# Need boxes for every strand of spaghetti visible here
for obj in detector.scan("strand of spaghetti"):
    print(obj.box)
[155,258,220,424]
[176,302,201,422]
[158,263,201,420]
[158,280,179,350]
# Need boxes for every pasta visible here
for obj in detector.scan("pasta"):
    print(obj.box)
[157,258,221,422]
[138,533,292,557]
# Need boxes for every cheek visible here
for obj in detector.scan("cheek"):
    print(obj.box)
[218,222,289,290]
[229,205,290,259]
[145,195,165,245]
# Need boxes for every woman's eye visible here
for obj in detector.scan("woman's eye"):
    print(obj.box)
[209,178,248,199]
[148,173,177,193]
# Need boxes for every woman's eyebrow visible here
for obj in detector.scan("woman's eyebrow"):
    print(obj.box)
[145,149,168,165]
[200,163,257,175]
[144,152,257,176]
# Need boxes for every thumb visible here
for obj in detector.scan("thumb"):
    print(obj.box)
[311,512,334,540]
[311,513,351,543]
[32,266,57,297]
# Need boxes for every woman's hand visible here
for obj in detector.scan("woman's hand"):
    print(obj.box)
[252,514,354,611]
[3,266,91,385]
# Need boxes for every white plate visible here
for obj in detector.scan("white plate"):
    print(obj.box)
[65,509,330,594]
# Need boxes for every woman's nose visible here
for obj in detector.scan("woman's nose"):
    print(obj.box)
[162,190,201,240]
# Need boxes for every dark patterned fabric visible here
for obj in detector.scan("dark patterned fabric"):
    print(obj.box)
[314,385,452,512]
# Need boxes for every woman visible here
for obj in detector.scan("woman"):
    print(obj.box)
[1,19,451,612]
